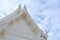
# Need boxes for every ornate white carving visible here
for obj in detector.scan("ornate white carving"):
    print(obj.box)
[0,5,47,40]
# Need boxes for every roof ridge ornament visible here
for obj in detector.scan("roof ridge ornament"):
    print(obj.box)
[18,4,22,10]
[23,5,26,9]
[23,5,27,13]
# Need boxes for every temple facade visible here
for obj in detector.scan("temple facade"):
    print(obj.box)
[0,5,47,40]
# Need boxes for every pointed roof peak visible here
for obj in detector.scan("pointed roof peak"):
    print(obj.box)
[23,5,28,13]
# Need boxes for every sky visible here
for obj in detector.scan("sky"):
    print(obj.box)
[0,0,60,40]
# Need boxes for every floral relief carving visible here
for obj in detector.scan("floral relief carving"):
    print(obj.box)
[8,20,14,26]
[27,20,33,26]
[32,27,38,33]
[21,13,27,19]
[27,20,38,33]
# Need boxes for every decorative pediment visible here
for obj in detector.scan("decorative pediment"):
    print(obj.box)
[0,4,47,40]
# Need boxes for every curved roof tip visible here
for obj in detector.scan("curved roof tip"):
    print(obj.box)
[18,4,22,10]
[23,5,28,13]
[23,5,26,9]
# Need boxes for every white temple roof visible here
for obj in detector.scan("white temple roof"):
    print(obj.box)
[0,5,47,40]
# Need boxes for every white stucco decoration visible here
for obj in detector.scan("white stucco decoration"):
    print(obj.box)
[0,5,47,40]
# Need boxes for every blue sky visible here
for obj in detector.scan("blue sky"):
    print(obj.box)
[0,0,60,40]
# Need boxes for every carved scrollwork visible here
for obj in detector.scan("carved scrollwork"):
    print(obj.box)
[32,27,38,34]
[27,20,38,33]
[27,19,34,27]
